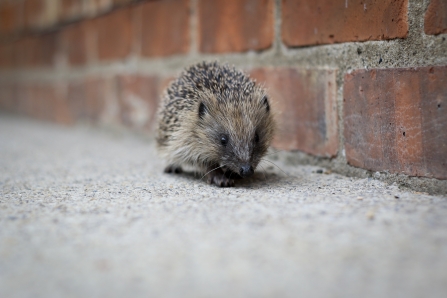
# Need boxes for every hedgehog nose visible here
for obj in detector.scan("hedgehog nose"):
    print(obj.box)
[239,165,254,178]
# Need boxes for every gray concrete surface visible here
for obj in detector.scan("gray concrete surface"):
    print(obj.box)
[1,115,447,298]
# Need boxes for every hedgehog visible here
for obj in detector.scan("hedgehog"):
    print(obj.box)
[156,61,274,187]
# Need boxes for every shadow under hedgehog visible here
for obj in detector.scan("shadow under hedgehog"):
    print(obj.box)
[156,61,275,187]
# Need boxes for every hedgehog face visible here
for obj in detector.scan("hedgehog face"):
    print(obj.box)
[196,93,274,178]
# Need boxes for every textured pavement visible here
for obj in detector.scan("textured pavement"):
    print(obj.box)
[1,115,447,298]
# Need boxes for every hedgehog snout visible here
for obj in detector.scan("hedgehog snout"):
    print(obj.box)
[239,164,254,178]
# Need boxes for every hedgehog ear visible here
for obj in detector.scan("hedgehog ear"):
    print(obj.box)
[199,102,207,119]
[262,95,270,113]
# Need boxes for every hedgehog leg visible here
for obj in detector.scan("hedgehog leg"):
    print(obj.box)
[206,165,234,187]
[164,165,183,174]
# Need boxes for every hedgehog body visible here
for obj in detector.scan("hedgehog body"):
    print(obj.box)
[156,61,274,187]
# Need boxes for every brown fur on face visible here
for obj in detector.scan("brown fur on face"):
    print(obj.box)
[156,61,275,185]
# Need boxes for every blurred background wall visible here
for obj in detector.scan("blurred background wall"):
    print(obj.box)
[0,0,446,180]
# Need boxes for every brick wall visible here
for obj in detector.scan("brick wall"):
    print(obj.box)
[0,0,446,181]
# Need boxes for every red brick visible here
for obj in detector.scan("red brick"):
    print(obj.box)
[0,1,22,36]
[23,0,58,30]
[22,82,72,124]
[198,0,274,53]
[60,23,89,66]
[67,80,88,121]
[96,77,122,125]
[95,8,132,61]
[67,78,109,123]
[23,0,46,29]
[139,0,190,57]
[15,33,58,68]
[15,37,39,67]
[344,66,447,180]
[50,82,73,124]
[424,0,447,35]
[38,32,58,66]
[84,0,113,16]
[0,83,17,112]
[159,76,175,95]
[84,78,107,122]
[59,0,84,22]
[116,75,160,130]
[250,68,338,157]
[32,84,59,121]
[0,42,16,68]
[65,77,117,124]
[282,0,408,47]
[114,0,134,6]
[12,83,53,121]
[17,84,31,117]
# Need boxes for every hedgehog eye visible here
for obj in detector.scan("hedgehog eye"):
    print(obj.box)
[220,134,229,146]
[198,102,207,119]
[254,133,260,143]
[262,95,270,112]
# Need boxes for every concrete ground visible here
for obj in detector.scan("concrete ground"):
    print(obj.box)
[1,115,446,298]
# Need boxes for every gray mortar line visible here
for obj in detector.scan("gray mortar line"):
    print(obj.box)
[189,0,199,56]
[0,34,445,83]
[272,0,283,56]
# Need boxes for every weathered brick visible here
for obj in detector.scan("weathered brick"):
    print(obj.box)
[344,66,447,180]
[0,83,17,112]
[96,8,132,61]
[59,0,83,22]
[66,77,119,125]
[24,0,58,30]
[0,1,22,36]
[13,83,48,120]
[114,0,134,6]
[424,0,447,35]
[116,75,160,130]
[250,68,338,157]
[60,79,106,124]
[51,82,74,124]
[15,37,39,67]
[15,82,72,124]
[15,33,58,68]
[32,84,60,121]
[139,0,190,57]
[198,0,274,53]
[84,0,113,16]
[84,78,107,123]
[60,23,88,66]
[23,0,45,29]
[282,0,408,47]
[15,83,31,116]
[159,76,175,95]
[0,42,16,68]
[67,80,88,121]
[96,0,114,12]
[66,78,110,123]
[38,32,58,66]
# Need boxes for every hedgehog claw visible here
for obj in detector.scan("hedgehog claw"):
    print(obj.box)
[164,165,183,174]
[207,171,234,187]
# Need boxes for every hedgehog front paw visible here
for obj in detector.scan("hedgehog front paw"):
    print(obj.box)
[164,165,183,174]
[207,171,235,187]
